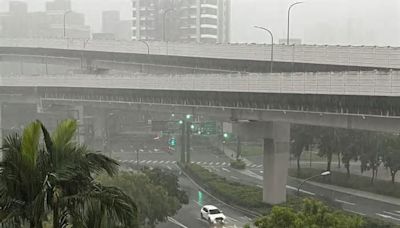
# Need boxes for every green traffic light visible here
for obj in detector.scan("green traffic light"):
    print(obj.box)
[186,114,192,119]
[190,124,195,130]
[178,120,184,125]
[223,133,229,138]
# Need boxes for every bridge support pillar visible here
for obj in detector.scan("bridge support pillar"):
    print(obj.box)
[233,121,290,205]
[0,103,2,148]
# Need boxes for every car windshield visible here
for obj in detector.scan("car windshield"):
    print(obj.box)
[209,209,221,215]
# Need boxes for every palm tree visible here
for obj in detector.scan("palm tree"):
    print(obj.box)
[0,119,138,228]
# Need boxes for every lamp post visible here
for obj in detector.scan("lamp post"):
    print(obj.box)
[254,26,274,73]
[63,10,72,38]
[163,8,175,42]
[297,171,330,195]
[139,40,150,55]
[287,2,303,45]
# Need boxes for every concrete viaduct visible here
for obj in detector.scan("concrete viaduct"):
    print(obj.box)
[0,38,399,74]
[2,71,400,205]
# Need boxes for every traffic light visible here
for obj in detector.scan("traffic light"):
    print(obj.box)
[223,133,229,139]
[169,137,177,147]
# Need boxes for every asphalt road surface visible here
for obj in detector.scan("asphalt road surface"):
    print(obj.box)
[115,145,400,225]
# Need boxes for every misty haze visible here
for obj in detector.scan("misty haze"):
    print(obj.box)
[0,0,399,228]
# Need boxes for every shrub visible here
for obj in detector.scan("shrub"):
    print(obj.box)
[230,159,246,170]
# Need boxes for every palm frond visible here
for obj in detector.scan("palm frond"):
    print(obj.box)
[21,121,42,168]
[52,119,78,152]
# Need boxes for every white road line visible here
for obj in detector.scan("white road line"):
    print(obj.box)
[192,200,202,206]
[129,160,135,163]
[216,162,220,165]
[395,211,400,214]
[159,161,164,164]
[257,165,262,168]
[286,185,315,196]
[152,160,158,164]
[222,168,231,173]
[140,160,146,164]
[335,199,356,206]
[209,162,214,165]
[256,185,263,188]
[202,162,208,165]
[383,211,400,218]
[123,160,128,163]
[344,209,366,216]
[226,216,239,222]
[376,213,400,222]
[165,161,170,164]
[167,217,188,228]
[259,171,263,174]
[146,161,152,164]
[222,162,226,166]
[230,176,239,180]
[196,162,201,165]
[167,166,172,170]
[172,161,177,164]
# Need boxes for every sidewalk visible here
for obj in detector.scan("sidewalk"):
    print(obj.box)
[213,139,400,207]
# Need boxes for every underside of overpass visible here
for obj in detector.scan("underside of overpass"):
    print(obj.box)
[0,47,391,74]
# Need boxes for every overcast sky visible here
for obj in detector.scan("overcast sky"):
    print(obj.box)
[1,0,399,46]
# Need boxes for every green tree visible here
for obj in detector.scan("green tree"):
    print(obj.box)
[254,198,363,228]
[291,125,315,173]
[99,171,186,228]
[383,135,400,184]
[316,128,339,171]
[0,120,138,228]
[359,132,384,183]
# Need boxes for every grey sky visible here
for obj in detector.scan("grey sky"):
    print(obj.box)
[0,0,399,46]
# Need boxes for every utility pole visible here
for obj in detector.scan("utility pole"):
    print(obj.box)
[180,120,186,163]
[186,121,192,163]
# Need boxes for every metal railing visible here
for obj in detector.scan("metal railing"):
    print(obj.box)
[0,38,399,69]
[1,71,400,97]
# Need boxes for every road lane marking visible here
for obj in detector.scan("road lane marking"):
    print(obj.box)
[226,216,239,222]
[152,160,158,164]
[129,160,135,163]
[146,161,152,164]
[383,211,400,218]
[167,166,172,170]
[202,162,208,165]
[376,213,400,222]
[165,161,170,164]
[256,185,263,188]
[209,162,214,165]
[335,199,356,206]
[222,168,231,173]
[344,209,366,216]
[286,185,315,196]
[140,160,146,164]
[167,217,188,228]
[230,176,239,180]
[197,162,201,164]
[216,162,220,165]
[159,161,164,164]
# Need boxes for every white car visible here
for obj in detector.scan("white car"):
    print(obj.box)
[200,205,226,224]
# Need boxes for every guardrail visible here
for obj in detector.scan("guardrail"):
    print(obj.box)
[1,71,400,97]
[0,38,399,69]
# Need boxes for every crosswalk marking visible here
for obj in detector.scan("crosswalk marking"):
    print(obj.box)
[196,162,201,165]
[222,162,226,166]
[215,162,220,165]
[159,161,164,164]
[146,161,152,164]
[140,160,146,164]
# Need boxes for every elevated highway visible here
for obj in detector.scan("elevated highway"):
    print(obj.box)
[0,38,399,73]
[2,71,400,205]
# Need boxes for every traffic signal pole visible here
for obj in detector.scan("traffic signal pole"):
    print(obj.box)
[180,120,186,163]
[186,121,192,163]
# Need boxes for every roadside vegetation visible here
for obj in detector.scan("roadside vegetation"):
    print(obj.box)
[184,164,397,228]
[99,167,188,227]
[0,119,188,228]
[0,120,138,227]
[230,159,246,170]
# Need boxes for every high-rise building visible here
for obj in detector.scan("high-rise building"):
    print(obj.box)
[131,0,231,43]
[45,0,71,11]
[0,0,90,39]
[102,11,120,34]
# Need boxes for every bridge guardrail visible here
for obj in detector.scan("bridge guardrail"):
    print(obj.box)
[0,38,399,69]
[1,71,400,97]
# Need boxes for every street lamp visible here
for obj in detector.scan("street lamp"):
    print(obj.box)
[163,8,175,42]
[63,10,72,38]
[297,171,330,195]
[254,26,274,73]
[287,2,304,45]
[139,40,150,55]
